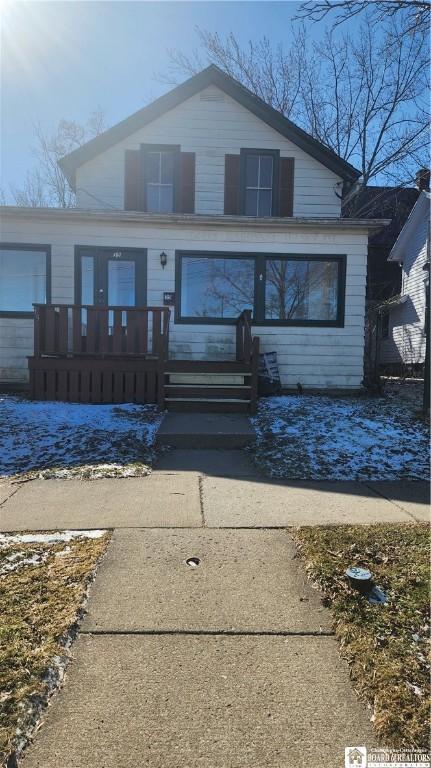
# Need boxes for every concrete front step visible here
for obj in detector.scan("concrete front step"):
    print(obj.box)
[156,411,256,448]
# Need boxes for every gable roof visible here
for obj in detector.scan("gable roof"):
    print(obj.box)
[388,190,430,262]
[59,64,360,190]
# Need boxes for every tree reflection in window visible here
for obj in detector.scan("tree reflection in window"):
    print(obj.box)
[181,257,254,319]
[265,259,338,321]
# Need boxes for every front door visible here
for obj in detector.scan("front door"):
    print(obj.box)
[76,247,147,306]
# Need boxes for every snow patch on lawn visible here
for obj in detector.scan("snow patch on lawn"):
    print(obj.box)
[0,530,106,546]
[251,383,429,480]
[0,396,163,478]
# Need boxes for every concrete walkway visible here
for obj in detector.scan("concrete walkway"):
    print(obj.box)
[1,451,429,767]
[0,453,428,531]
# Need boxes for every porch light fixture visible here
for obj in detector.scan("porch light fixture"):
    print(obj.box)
[160,251,168,269]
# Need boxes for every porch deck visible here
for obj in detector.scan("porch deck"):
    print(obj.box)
[28,305,260,412]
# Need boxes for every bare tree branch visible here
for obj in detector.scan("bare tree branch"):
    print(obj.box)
[162,18,429,186]
[10,110,107,208]
[296,1,431,36]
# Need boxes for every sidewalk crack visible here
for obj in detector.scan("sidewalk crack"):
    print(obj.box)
[198,475,206,527]
[363,482,419,522]
[79,628,335,637]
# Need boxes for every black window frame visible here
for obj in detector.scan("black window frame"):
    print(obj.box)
[74,245,147,307]
[0,242,51,318]
[175,250,346,328]
[140,143,180,214]
[240,148,280,217]
[381,312,390,339]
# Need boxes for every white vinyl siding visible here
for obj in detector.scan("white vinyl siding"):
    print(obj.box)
[0,211,367,388]
[76,86,342,217]
[380,198,428,365]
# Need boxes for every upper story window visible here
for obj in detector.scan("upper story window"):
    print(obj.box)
[145,150,176,213]
[240,149,280,217]
[0,244,51,317]
[125,145,195,214]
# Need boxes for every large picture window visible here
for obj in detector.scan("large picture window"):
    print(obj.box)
[0,244,50,316]
[176,251,345,326]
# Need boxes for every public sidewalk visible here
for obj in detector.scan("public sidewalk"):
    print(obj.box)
[1,451,429,767]
[0,450,428,531]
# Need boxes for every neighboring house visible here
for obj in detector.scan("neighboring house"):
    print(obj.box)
[0,65,388,410]
[343,184,420,301]
[379,190,430,370]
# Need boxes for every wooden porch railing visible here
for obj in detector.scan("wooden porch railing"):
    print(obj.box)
[30,304,170,407]
[33,304,170,359]
[236,309,260,413]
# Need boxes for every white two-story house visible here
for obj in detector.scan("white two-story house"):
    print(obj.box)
[0,65,388,411]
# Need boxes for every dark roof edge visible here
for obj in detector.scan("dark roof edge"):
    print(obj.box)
[59,65,360,189]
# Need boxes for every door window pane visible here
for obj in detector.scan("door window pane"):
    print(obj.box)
[0,248,46,312]
[80,256,94,305]
[181,256,254,319]
[108,260,135,306]
[265,259,339,321]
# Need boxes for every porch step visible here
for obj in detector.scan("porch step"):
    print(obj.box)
[156,412,256,448]
[165,385,251,399]
[165,398,250,414]
[164,360,256,414]
[167,373,250,386]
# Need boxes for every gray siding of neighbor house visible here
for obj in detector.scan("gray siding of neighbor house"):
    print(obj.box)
[380,204,428,365]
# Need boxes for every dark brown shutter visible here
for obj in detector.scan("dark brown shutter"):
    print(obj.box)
[224,154,240,215]
[124,149,140,211]
[179,152,195,213]
[279,158,294,217]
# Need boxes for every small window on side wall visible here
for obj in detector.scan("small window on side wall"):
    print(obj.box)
[0,245,50,316]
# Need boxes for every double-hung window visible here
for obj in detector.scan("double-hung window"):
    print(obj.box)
[241,149,279,217]
[0,244,50,316]
[142,145,178,213]
[176,251,345,326]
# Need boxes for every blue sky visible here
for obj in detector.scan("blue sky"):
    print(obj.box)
[1,0,400,197]
[0,0,323,195]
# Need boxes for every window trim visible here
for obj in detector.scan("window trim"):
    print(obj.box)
[240,148,280,217]
[74,245,147,307]
[175,250,346,327]
[0,243,51,318]
[381,312,390,339]
[140,143,180,214]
